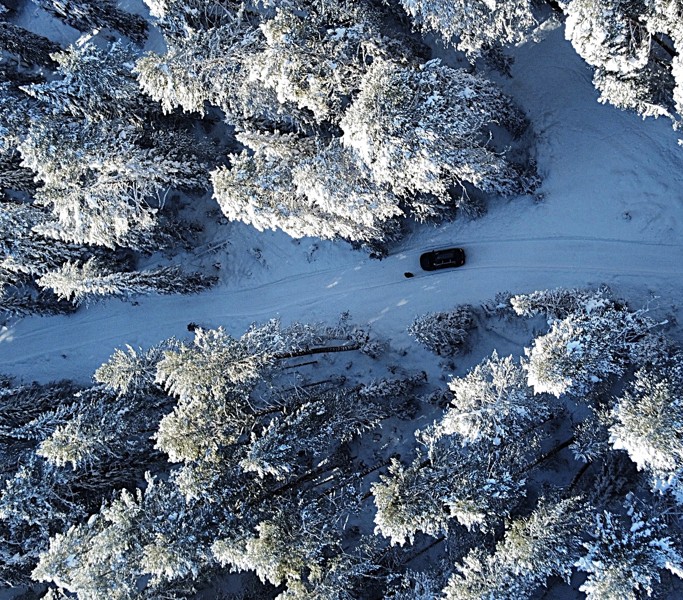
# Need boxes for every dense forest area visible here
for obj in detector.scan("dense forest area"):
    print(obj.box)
[1,0,683,598]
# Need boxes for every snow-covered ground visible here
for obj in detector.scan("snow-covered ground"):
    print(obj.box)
[2,25,683,385]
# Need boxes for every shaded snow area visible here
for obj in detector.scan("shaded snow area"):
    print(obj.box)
[2,26,682,384]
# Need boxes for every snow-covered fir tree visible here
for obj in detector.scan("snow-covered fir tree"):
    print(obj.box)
[134,9,262,119]
[0,202,88,278]
[36,259,213,306]
[372,434,527,545]
[341,58,535,217]
[444,497,587,599]
[212,132,404,248]
[576,497,683,599]
[563,0,683,123]
[438,351,554,445]
[94,343,167,396]
[398,0,537,58]
[610,359,683,503]
[243,4,388,125]
[212,496,346,589]
[32,474,210,599]
[240,387,388,481]
[22,43,148,122]
[0,455,87,583]
[523,289,657,397]
[19,117,208,249]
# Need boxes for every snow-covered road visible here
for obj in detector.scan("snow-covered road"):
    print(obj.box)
[2,26,683,384]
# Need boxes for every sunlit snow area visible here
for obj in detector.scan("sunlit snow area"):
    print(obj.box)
[1,0,683,599]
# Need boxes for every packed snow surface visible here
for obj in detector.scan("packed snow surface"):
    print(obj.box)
[1,26,683,384]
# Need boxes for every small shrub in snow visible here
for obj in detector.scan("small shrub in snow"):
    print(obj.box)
[408,305,475,356]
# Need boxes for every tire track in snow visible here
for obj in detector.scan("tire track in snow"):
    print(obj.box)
[2,234,680,383]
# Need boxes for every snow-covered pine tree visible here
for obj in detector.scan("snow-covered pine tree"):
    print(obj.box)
[243,4,385,125]
[341,58,535,218]
[30,0,148,44]
[609,359,683,503]
[32,474,210,599]
[19,116,208,249]
[213,131,404,248]
[36,259,213,306]
[563,0,683,123]
[156,326,271,401]
[443,497,587,600]
[0,455,87,583]
[143,0,245,37]
[154,388,253,464]
[212,494,347,590]
[576,497,683,599]
[240,387,388,481]
[398,0,536,58]
[134,13,262,118]
[372,435,527,545]
[523,290,657,397]
[510,286,602,321]
[408,305,475,356]
[153,327,268,463]
[438,351,554,446]
[0,202,87,278]
[94,343,168,396]
[21,42,148,122]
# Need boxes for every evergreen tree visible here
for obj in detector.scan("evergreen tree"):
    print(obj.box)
[444,497,587,599]
[0,455,87,583]
[408,305,475,356]
[212,132,403,247]
[134,18,262,119]
[563,0,683,123]
[19,117,208,249]
[523,290,657,397]
[438,351,553,446]
[240,387,388,481]
[399,0,536,58]
[372,435,527,545]
[610,360,683,503]
[212,497,345,588]
[33,475,210,599]
[576,498,683,599]
[22,42,148,122]
[94,343,167,396]
[243,4,389,125]
[0,202,87,277]
[36,259,213,306]
[340,58,535,217]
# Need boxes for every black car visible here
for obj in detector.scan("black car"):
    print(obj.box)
[419,247,466,271]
